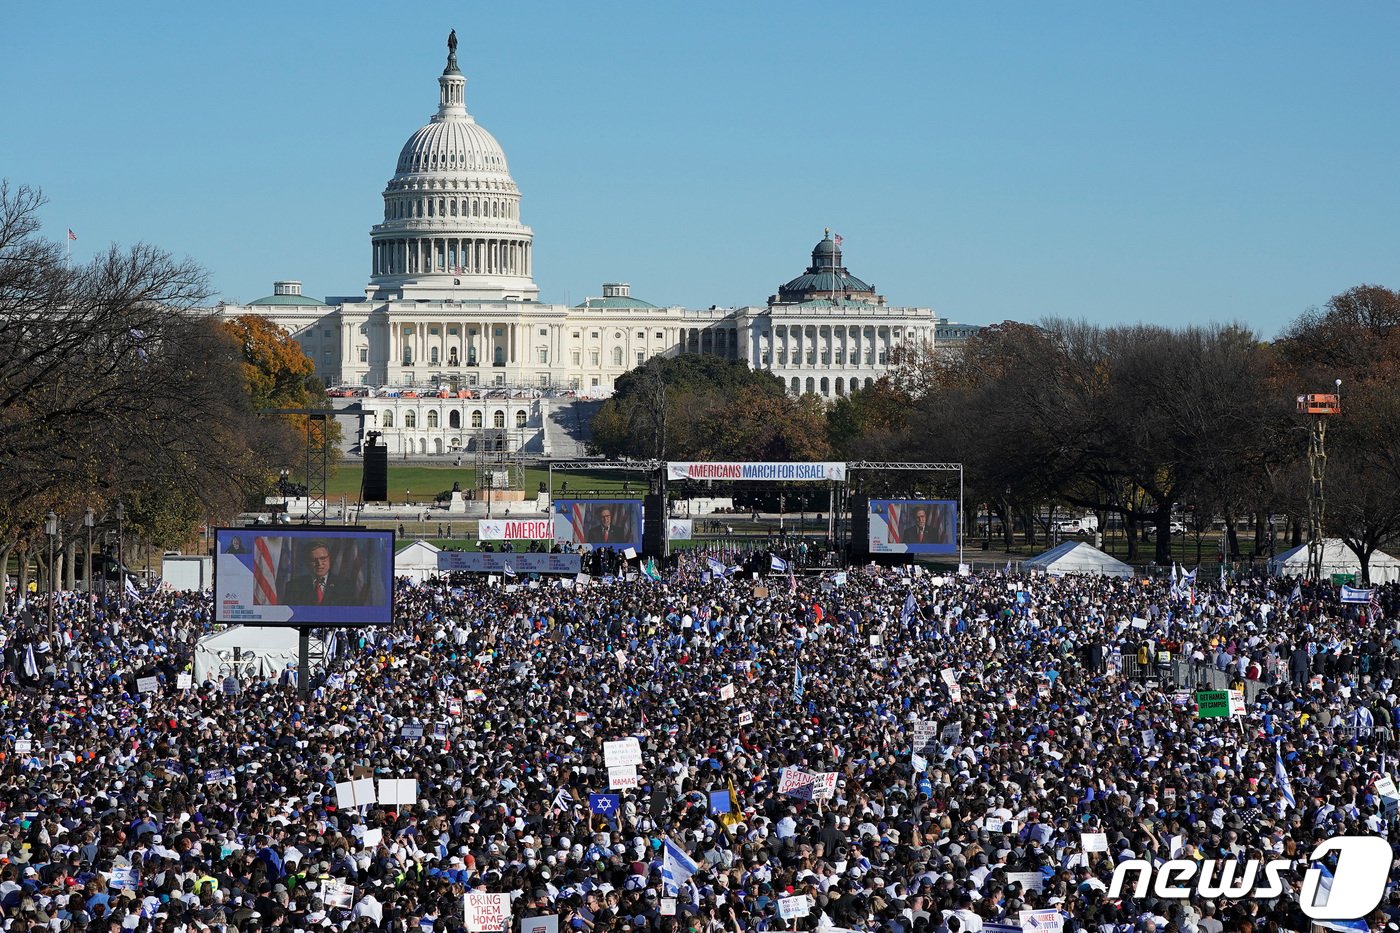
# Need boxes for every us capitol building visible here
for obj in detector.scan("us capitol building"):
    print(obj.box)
[219,35,979,458]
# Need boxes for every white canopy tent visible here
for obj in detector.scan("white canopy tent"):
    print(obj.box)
[1021,541,1135,578]
[1267,538,1400,583]
[395,540,443,584]
[193,626,326,684]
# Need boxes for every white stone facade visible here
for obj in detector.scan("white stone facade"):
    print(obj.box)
[219,38,965,456]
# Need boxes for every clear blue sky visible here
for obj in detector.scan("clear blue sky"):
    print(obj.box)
[6,1,1399,335]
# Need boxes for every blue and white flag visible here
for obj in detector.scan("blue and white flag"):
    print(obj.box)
[588,793,620,817]
[1307,863,1370,933]
[125,577,142,602]
[1274,741,1295,809]
[793,663,804,703]
[1341,585,1374,605]
[661,836,699,895]
[1290,582,1303,603]
[770,555,789,572]
[552,787,574,813]
[502,562,517,579]
[1182,568,1197,587]
[21,644,39,681]
[706,557,726,576]
[901,591,917,625]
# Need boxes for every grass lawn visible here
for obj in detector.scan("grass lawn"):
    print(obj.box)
[327,463,653,503]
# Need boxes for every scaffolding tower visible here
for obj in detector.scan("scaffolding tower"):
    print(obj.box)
[1298,388,1341,580]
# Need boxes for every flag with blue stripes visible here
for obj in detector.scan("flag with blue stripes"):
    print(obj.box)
[770,555,788,572]
[706,557,726,576]
[661,836,699,895]
[1307,863,1370,933]
[1274,740,1295,809]
[901,591,917,625]
[793,663,804,703]
[1341,585,1374,605]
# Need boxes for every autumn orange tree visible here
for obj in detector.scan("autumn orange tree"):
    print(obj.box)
[221,313,342,464]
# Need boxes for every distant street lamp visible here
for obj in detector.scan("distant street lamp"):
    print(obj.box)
[83,507,95,617]
[44,510,58,639]
[115,501,125,603]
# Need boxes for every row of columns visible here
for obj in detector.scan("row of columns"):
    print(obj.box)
[766,324,909,369]
[373,237,532,278]
[388,321,522,371]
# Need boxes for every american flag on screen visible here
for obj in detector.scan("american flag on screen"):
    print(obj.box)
[886,504,903,544]
[253,537,280,605]
[570,502,587,544]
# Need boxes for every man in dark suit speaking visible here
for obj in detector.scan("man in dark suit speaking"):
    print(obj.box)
[899,503,950,546]
[585,504,631,546]
[280,540,356,606]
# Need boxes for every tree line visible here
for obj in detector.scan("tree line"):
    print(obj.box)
[0,182,331,608]
[590,284,1400,581]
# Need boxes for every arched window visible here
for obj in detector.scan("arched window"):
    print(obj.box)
[865,378,874,389]
[835,378,845,396]
[472,200,480,216]
[494,347,505,365]
[820,377,829,396]
[430,347,439,364]
[790,377,799,394]
[404,411,417,428]
[805,378,815,394]
[612,347,623,366]
[427,410,439,428]
[381,411,394,428]
[493,410,506,429]
[515,410,527,428]
[471,411,483,428]
[450,200,458,216]
[449,410,461,429]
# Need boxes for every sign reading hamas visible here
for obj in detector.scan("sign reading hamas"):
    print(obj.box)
[1196,690,1244,718]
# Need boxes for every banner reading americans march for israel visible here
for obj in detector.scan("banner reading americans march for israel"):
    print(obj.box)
[666,462,847,482]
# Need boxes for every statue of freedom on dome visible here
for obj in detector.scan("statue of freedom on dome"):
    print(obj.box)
[448,30,457,54]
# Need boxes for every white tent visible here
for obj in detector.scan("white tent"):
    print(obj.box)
[395,540,443,584]
[193,626,326,683]
[1022,541,1135,577]
[1267,538,1400,583]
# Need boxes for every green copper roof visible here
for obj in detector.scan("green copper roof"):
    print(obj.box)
[246,293,329,307]
[575,296,659,309]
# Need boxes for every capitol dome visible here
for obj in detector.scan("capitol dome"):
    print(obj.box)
[367,32,538,302]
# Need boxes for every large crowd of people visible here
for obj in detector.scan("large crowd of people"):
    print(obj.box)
[1,555,1398,933]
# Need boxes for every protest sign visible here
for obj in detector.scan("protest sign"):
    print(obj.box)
[465,893,511,932]
[778,895,812,920]
[1080,832,1109,852]
[604,738,643,768]
[609,766,640,790]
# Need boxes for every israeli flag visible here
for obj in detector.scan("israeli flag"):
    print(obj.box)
[503,562,517,579]
[770,555,789,572]
[21,644,39,681]
[1341,585,1374,605]
[1274,741,1295,809]
[706,557,726,576]
[901,591,917,625]
[661,836,699,895]
[125,577,142,602]
[793,663,804,702]
[1307,863,1370,933]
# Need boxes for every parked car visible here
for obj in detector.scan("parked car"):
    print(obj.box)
[1054,515,1099,535]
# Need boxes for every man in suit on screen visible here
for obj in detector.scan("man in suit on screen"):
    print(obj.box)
[280,540,357,606]
[585,504,631,546]
[899,503,951,547]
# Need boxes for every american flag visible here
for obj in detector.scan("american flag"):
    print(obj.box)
[833,234,843,246]
[1371,588,1383,619]
[253,537,279,605]
[67,229,77,241]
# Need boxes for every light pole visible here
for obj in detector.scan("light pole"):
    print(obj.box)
[44,510,58,639]
[115,501,125,603]
[83,508,95,617]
